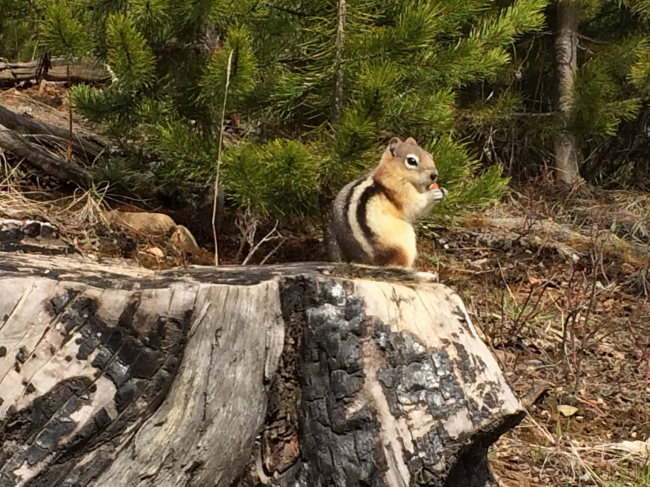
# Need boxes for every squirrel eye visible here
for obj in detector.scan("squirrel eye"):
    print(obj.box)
[405,155,419,168]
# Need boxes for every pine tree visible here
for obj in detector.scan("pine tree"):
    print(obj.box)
[66,0,546,225]
[239,0,546,237]
[462,0,650,187]
[0,0,39,61]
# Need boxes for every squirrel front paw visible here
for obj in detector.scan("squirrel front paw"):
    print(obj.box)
[428,185,448,202]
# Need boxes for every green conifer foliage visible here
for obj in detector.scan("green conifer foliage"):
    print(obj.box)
[221,0,546,219]
[105,14,156,90]
[0,0,40,61]
[199,25,257,112]
[41,0,92,61]
[33,0,546,222]
[462,0,650,186]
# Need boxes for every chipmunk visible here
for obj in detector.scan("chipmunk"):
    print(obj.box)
[332,137,447,268]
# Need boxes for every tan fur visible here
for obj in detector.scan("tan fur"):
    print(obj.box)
[365,195,417,264]
[332,137,446,268]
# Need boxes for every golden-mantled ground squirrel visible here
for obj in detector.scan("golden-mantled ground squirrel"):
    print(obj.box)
[332,137,447,268]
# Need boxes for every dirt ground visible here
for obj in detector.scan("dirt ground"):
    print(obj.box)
[2,84,649,486]
[416,185,650,487]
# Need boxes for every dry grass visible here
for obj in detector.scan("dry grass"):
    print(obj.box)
[0,159,109,239]
[420,184,650,487]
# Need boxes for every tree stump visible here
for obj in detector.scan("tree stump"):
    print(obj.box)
[0,251,523,487]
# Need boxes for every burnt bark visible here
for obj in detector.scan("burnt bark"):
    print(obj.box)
[0,247,524,487]
[554,1,581,186]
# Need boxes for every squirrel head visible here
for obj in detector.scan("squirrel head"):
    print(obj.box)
[377,137,438,194]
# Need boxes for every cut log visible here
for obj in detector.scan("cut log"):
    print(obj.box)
[0,124,93,187]
[0,59,110,86]
[0,105,105,161]
[0,251,523,487]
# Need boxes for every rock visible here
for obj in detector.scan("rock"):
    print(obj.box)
[109,211,176,237]
[170,225,200,254]
[145,246,165,259]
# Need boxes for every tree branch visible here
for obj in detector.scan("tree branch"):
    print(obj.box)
[0,104,105,161]
[265,3,310,17]
[0,123,93,187]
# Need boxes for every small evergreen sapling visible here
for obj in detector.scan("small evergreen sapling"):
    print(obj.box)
[62,0,547,241]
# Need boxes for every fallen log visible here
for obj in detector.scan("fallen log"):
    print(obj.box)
[0,251,523,486]
[463,215,649,267]
[0,58,110,86]
[0,124,93,187]
[0,104,105,161]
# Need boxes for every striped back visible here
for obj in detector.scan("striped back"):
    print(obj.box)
[332,175,378,264]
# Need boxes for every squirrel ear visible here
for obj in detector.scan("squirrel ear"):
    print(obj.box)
[388,137,401,156]
[405,137,417,145]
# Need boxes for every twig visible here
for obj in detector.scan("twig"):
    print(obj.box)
[509,270,556,338]
[569,444,608,487]
[259,240,284,265]
[242,220,282,265]
[496,259,515,300]
[526,410,556,445]
[67,62,73,162]
[573,236,603,393]
[212,49,234,266]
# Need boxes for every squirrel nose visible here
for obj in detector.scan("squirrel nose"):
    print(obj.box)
[430,170,438,182]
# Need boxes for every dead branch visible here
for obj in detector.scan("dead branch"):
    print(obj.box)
[0,123,92,187]
[242,220,283,265]
[0,104,104,161]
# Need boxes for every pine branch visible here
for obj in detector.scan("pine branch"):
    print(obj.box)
[265,3,310,18]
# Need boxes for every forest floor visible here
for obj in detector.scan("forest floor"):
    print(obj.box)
[423,187,650,487]
[1,84,649,486]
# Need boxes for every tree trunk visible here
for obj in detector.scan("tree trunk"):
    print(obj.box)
[554,1,581,186]
[332,0,346,127]
[0,248,523,486]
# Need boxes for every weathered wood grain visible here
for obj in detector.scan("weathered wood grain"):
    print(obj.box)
[0,104,105,162]
[0,124,93,187]
[0,59,110,86]
[0,251,523,487]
